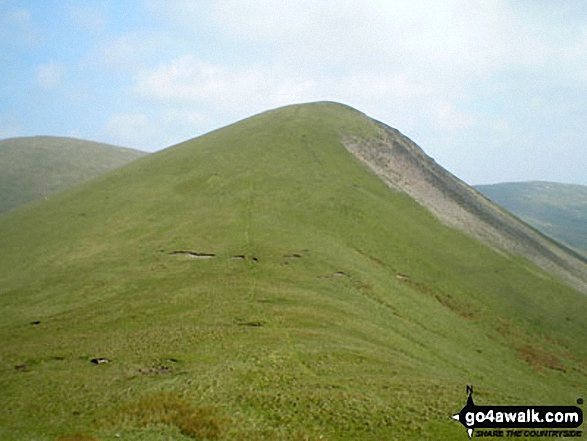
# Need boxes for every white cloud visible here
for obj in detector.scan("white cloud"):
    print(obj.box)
[35,61,64,88]
[130,53,482,150]
[147,1,519,72]
[126,1,587,184]
[98,109,218,151]
[85,31,171,73]
[100,113,154,148]
[434,102,476,133]
[137,1,542,132]
[148,0,587,89]
[0,8,40,46]
[134,55,316,114]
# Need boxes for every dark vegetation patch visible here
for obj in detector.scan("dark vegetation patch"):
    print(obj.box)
[317,271,349,280]
[14,364,28,372]
[121,392,225,439]
[396,272,476,319]
[493,317,518,338]
[54,434,100,441]
[162,250,287,264]
[138,366,172,375]
[516,344,566,372]
[316,265,402,318]
[256,297,289,304]
[357,249,384,266]
[353,279,401,317]
[236,319,264,327]
[492,317,527,342]
[281,252,303,267]
[30,320,41,325]
[169,251,215,259]
[493,318,575,374]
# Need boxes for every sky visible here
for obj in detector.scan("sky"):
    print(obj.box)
[1,0,586,185]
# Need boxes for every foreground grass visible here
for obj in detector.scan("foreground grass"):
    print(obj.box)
[0,103,585,439]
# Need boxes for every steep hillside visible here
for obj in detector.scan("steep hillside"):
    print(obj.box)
[0,136,147,214]
[475,181,587,255]
[344,128,587,293]
[0,103,585,440]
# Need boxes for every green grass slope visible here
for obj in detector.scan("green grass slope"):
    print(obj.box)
[0,103,586,440]
[0,136,147,215]
[476,181,587,254]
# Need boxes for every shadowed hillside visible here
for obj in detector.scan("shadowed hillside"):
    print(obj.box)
[0,136,147,215]
[0,103,585,440]
[476,181,587,256]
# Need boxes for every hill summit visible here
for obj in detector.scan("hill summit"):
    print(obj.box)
[0,102,585,440]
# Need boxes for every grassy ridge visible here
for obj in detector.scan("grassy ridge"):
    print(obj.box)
[0,136,147,215]
[0,103,585,440]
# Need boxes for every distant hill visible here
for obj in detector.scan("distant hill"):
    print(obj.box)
[0,136,147,214]
[1,104,585,440]
[475,181,587,254]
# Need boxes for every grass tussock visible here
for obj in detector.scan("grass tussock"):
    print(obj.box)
[122,392,225,439]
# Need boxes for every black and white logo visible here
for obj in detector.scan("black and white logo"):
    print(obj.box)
[452,386,583,438]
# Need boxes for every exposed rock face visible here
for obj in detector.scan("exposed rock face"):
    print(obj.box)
[343,120,587,294]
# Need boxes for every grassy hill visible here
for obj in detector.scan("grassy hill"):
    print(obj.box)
[475,181,587,255]
[0,103,585,440]
[0,136,147,215]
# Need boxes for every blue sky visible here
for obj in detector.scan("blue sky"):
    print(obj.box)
[1,0,586,185]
